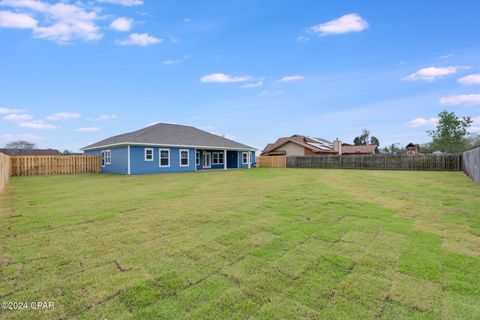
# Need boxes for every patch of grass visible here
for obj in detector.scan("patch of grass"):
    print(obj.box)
[1,169,480,319]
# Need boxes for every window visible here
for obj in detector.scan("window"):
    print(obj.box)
[105,150,111,165]
[212,152,224,165]
[144,148,154,161]
[196,151,200,166]
[180,149,189,167]
[159,149,170,167]
[242,152,248,164]
[101,151,105,167]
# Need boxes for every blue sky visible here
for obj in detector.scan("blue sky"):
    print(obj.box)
[1,0,480,152]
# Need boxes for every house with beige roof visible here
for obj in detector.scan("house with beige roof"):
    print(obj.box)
[261,135,378,156]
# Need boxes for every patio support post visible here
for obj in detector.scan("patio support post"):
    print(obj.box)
[224,149,227,170]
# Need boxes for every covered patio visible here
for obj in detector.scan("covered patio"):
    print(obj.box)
[195,149,253,170]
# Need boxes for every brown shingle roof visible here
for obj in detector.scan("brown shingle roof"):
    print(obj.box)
[341,145,378,154]
[261,135,379,156]
[261,135,334,155]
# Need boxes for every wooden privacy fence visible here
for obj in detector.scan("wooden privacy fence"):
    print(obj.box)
[0,152,10,191]
[256,154,463,171]
[286,154,463,171]
[10,155,101,176]
[256,156,287,168]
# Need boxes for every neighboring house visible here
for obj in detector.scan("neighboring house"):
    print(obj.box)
[340,144,379,155]
[81,123,256,175]
[261,135,378,156]
[0,148,62,156]
[405,143,421,155]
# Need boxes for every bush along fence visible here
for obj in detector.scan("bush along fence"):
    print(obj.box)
[256,154,463,171]
[10,155,101,176]
[463,147,480,185]
[0,152,10,191]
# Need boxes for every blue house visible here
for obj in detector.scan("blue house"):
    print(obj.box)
[81,123,256,175]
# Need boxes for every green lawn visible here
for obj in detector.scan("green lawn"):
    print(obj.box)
[1,169,479,319]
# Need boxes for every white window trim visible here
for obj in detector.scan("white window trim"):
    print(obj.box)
[105,150,111,165]
[180,149,189,167]
[196,151,200,166]
[144,148,154,161]
[159,148,170,167]
[242,152,248,164]
[212,152,224,165]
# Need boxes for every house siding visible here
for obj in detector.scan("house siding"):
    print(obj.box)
[84,146,128,174]
[237,151,255,168]
[275,141,305,156]
[130,146,196,174]
[85,145,254,174]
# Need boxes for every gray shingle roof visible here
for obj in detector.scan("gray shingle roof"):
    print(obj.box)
[81,123,255,151]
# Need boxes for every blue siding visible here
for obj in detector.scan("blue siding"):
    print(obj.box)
[84,146,128,174]
[237,151,255,168]
[85,145,254,174]
[130,146,195,174]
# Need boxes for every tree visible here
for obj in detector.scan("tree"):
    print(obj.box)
[5,140,37,149]
[381,143,404,154]
[426,110,472,152]
[353,129,380,146]
[370,136,380,146]
[63,150,72,155]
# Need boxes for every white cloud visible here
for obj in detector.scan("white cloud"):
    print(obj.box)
[0,133,45,144]
[1,0,48,11]
[439,54,453,59]
[440,94,480,106]
[470,116,480,133]
[280,75,304,82]
[296,36,309,42]
[403,66,465,81]
[0,107,26,114]
[311,13,368,35]
[47,112,81,121]
[162,55,190,65]
[407,117,438,128]
[19,120,57,129]
[183,18,191,23]
[74,127,100,132]
[110,17,133,32]
[2,113,33,121]
[1,0,103,43]
[97,0,143,6]
[259,90,284,97]
[0,10,37,29]
[240,81,263,88]
[117,33,161,46]
[201,73,251,83]
[91,114,117,121]
[458,74,480,86]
